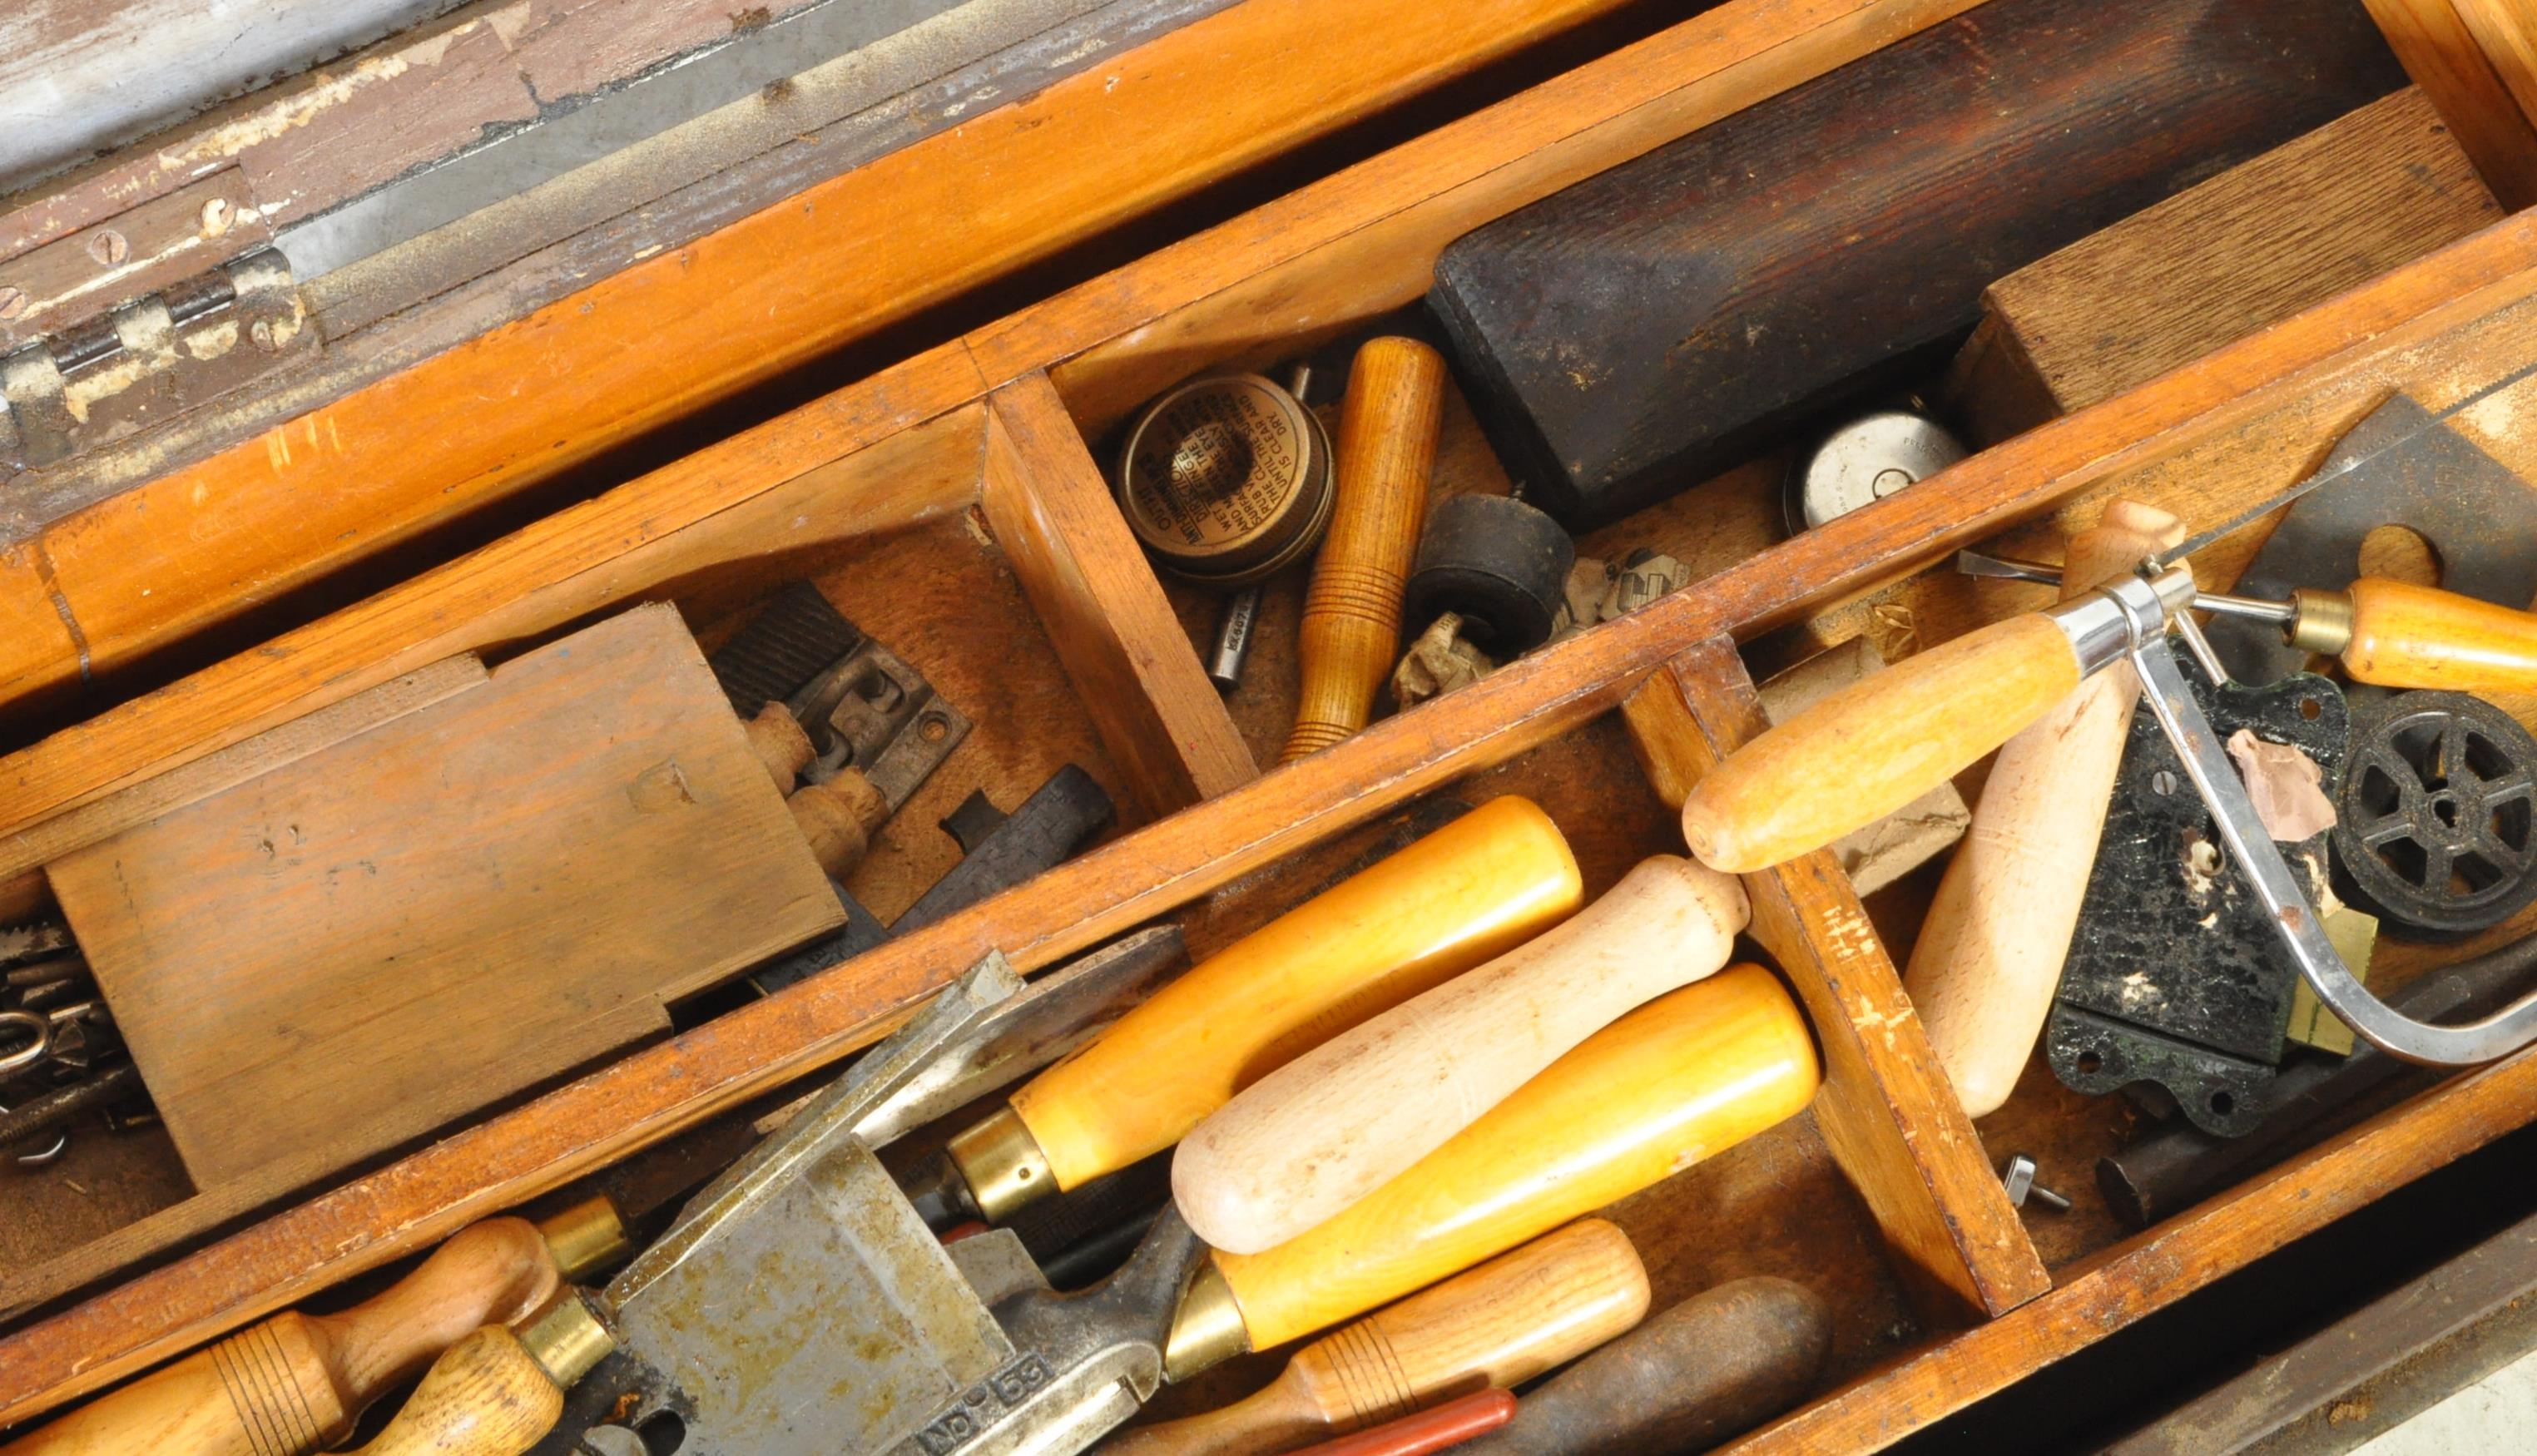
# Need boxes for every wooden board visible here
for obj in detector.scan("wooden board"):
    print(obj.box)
[45,603,841,1196]
[1948,85,2505,444]
[2363,0,2537,210]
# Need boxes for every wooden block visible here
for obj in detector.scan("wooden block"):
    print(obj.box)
[1628,636,2050,1319]
[45,604,840,1196]
[980,369,1258,818]
[1425,0,2405,524]
[2365,0,2537,209]
[1950,86,2505,443]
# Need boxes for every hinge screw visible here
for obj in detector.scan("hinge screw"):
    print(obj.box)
[0,288,23,321]
[88,230,128,266]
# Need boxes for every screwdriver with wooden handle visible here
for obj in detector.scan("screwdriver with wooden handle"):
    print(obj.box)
[1903,500,2182,1119]
[1285,337,1446,763]
[904,795,1582,1230]
[1679,538,2537,874]
[1108,1219,1650,1456]
[2,1201,627,1456]
[1175,854,1747,1255]
[1165,964,1820,1379]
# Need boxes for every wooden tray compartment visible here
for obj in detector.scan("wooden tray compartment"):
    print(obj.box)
[2,0,2536,1446]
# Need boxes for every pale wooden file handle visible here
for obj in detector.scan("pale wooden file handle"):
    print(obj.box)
[1215,965,1818,1351]
[1175,856,1748,1255]
[1111,1220,1648,1456]
[1284,337,1445,763]
[2343,577,2537,691]
[1904,500,2182,1117]
[1679,613,2082,873]
[1010,796,1580,1193]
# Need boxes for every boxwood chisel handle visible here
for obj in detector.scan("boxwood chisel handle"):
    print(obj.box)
[1107,1220,1648,1456]
[2304,577,2537,692]
[347,1293,613,1456]
[1174,855,1747,1255]
[1165,966,1819,1375]
[1904,500,2182,1117]
[926,796,1582,1228]
[1285,338,1446,763]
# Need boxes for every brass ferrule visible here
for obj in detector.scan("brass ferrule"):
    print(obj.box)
[536,1195,634,1283]
[1162,1261,1251,1383]
[2287,587,2356,656]
[515,1288,616,1389]
[945,1105,1055,1225]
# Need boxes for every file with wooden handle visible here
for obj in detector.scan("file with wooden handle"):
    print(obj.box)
[1905,500,2183,1118]
[1169,965,1819,1365]
[1679,612,2086,874]
[1175,855,1747,1255]
[1109,1220,1648,1456]
[2312,577,2537,691]
[938,796,1580,1226]
[1284,337,1447,763]
[0,1213,584,1456]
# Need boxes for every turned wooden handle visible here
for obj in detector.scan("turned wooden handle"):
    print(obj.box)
[1454,1276,1831,1455]
[1283,337,1446,763]
[788,770,889,877]
[1010,796,1580,1191]
[346,1328,562,1456]
[1177,856,1747,1254]
[1905,500,2182,1117]
[744,703,815,790]
[1112,1220,1647,1456]
[1679,613,2082,873]
[2,1220,559,1456]
[2341,577,2537,691]
[1216,964,1818,1350]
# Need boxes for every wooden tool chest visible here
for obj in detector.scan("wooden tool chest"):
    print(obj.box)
[7,0,2537,1449]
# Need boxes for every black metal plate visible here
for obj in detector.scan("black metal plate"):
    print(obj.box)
[2049,670,2350,1136]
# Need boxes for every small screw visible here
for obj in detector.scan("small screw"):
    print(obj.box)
[2151,769,2178,795]
[88,230,127,266]
[2001,1153,2073,1211]
[0,287,22,321]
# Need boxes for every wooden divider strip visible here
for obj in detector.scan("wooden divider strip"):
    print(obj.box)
[980,370,1257,815]
[2363,0,2537,209]
[1628,638,2050,1320]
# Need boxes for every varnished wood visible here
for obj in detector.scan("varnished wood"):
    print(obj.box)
[1948,86,2501,443]
[2341,576,2537,691]
[2,1219,556,1456]
[344,1327,560,1456]
[982,369,1256,816]
[2365,0,2537,209]
[0,0,1655,721]
[1643,638,2050,1318]
[1216,966,1816,1351]
[1111,1219,1648,1456]
[1010,796,1580,1193]
[1903,501,2183,1119]
[1175,855,1747,1255]
[1285,339,1446,762]
[1679,614,2080,874]
[46,607,840,1198]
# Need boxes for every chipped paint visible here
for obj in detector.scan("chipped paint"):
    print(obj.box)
[153,22,485,175]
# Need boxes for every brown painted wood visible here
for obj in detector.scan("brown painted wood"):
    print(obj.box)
[2363,0,2537,208]
[1638,637,2049,1320]
[0,0,1652,725]
[1947,86,2503,444]
[47,605,840,1196]
[981,369,1256,817]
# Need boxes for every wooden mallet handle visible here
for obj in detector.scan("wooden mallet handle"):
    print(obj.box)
[1678,612,2084,873]
[1111,1220,1648,1456]
[1904,500,2182,1117]
[1175,856,1747,1255]
[1283,338,1446,763]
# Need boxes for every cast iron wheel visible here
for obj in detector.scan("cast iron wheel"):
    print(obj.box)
[2332,691,2537,940]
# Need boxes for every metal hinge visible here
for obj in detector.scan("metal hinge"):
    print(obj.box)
[0,248,319,474]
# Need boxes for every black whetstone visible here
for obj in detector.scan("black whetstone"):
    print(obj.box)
[1425,0,2406,527]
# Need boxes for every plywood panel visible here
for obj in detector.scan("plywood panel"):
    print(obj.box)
[46,604,840,1194]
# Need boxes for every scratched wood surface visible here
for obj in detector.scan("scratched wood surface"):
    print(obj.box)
[45,605,841,1198]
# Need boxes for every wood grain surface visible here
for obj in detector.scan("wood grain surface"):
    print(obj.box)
[2364,0,2537,208]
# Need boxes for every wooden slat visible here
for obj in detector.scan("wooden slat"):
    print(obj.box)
[2363,0,2537,208]
[0,0,1651,721]
[1632,638,2049,1320]
[1721,1036,2537,1455]
[979,370,1256,816]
